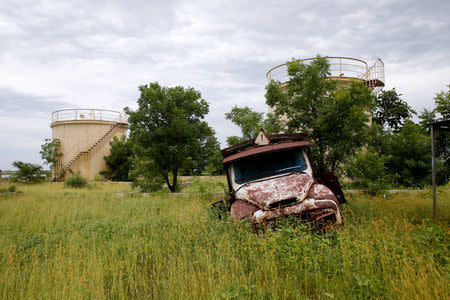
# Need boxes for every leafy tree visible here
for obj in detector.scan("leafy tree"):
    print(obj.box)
[434,84,450,119]
[418,108,437,133]
[345,147,389,195]
[225,106,264,141]
[129,157,166,192]
[40,138,62,179]
[418,84,450,184]
[386,120,431,187]
[419,84,450,130]
[101,135,133,181]
[205,149,225,175]
[224,106,282,146]
[11,161,45,183]
[266,55,374,174]
[372,88,415,131]
[125,82,216,193]
[180,134,220,176]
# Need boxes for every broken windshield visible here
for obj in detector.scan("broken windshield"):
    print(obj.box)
[233,149,307,184]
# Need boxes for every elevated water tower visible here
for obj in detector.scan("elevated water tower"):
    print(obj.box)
[51,109,128,180]
[266,56,385,114]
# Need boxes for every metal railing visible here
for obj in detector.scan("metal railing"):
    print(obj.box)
[363,59,385,94]
[266,57,384,93]
[51,109,127,124]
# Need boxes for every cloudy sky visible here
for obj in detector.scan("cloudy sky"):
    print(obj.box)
[0,0,449,170]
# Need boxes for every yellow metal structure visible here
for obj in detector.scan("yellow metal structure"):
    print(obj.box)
[51,109,128,181]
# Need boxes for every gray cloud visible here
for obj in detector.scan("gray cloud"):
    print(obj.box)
[0,0,449,169]
[0,87,69,113]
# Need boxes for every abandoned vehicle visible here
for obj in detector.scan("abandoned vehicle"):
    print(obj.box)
[220,129,345,228]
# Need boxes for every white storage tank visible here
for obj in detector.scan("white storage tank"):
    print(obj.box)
[51,109,128,181]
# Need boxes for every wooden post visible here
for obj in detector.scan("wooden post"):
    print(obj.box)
[431,126,437,222]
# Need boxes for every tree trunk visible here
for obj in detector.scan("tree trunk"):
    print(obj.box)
[171,168,178,193]
[164,174,174,193]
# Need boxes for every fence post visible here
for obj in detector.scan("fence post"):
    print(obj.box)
[431,126,437,222]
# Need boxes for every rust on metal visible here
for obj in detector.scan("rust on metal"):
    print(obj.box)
[235,173,313,210]
[218,129,344,229]
[230,200,259,220]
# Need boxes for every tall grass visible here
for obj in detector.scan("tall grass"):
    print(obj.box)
[0,181,448,299]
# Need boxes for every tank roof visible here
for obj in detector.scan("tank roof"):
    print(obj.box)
[51,109,127,125]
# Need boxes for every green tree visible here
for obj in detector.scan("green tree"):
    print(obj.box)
[125,82,216,193]
[205,149,225,175]
[372,88,415,131]
[418,84,450,184]
[129,158,166,192]
[101,135,133,181]
[179,134,220,176]
[224,106,281,146]
[40,138,62,179]
[387,120,431,187]
[11,161,45,183]
[345,147,389,195]
[419,84,450,131]
[266,55,374,174]
[418,108,437,133]
[434,84,450,119]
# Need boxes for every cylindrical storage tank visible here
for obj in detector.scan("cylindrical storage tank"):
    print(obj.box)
[51,109,128,181]
[266,56,385,124]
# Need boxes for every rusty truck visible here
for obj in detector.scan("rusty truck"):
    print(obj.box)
[219,130,345,228]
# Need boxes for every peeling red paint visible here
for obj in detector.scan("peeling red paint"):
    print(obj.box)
[235,173,313,210]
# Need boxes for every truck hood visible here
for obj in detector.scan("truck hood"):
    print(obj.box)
[235,173,314,210]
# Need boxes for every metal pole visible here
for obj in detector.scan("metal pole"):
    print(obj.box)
[431,126,437,222]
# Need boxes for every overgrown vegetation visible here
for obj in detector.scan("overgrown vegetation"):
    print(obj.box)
[64,172,89,188]
[345,147,390,195]
[0,181,448,298]
[10,161,46,183]
[0,184,18,198]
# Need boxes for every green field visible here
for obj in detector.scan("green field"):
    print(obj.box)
[0,179,448,299]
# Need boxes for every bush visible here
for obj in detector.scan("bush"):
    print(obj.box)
[64,173,88,188]
[0,184,16,193]
[345,147,390,195]
[131,176,165,192]
[10,161,45,183]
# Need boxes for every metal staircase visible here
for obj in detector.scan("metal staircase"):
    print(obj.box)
[56,123,125,180]
[362,58,385,94]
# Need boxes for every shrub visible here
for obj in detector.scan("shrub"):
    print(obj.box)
[10,161,45,183]
[64,173,88,188]
[0,184,16,193]
[345,147,390,195]
[131,176,165,193]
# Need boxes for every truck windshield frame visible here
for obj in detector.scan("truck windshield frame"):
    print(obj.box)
[233,149,307,184]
